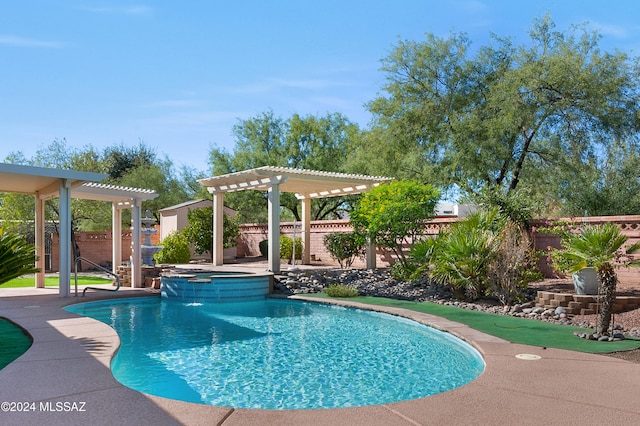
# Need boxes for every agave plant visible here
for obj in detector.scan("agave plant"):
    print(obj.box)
[0,229,40,285]
[554,223,640,334]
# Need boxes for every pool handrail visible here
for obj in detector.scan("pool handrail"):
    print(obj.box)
[73,256,121,297]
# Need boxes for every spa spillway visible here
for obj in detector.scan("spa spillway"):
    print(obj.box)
[160,269,273,303]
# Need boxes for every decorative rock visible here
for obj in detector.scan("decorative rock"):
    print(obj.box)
[554,306,567,315]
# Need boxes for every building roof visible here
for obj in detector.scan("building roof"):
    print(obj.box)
[159,199,210,212]
[197,166,392,199]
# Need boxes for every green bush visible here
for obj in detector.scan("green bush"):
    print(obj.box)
[350,180,440,269]
[182,208,241,259]
[259,239,269,257]
[0,229,39,285]
[280,235,303,261]
[324,283,359,298]
[428,209,540,303]
[323,232,365,268]
[154,231,191,264]
[392,237,440,280]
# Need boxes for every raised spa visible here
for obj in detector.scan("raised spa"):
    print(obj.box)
[160,270,272,303]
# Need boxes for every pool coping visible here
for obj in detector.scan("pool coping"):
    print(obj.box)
[1,286,640,425]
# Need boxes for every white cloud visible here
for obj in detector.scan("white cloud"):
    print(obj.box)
[231,76,349,95]
[0,35,65,48]
[589,21,628,39]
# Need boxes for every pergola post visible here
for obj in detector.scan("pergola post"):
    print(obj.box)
[34,193,45,288]
[212,192,224,266]
[58,179,72,297]
[130,198,142,288]
[267,182,281,274]
[301,198,311,264]
[365,234,377,270]
[112,203,122,273]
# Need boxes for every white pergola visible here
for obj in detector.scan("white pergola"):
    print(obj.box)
[0,163,158,297]
[197,166,392,274]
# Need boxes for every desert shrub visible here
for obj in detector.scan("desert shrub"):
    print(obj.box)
[324,283,359,297]
[323,232,365,268]
[154,231,191,264]
[429,209,540,302]
[487,221,542,305]
[393,237,440,280]
[280,235,303,262]
[258,239,269,257]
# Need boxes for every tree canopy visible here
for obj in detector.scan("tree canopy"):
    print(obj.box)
[209,111,362,223]
[355,15,640,210]
[1,139,199,232]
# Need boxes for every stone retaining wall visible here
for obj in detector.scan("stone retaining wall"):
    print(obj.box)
[536,291,640,315]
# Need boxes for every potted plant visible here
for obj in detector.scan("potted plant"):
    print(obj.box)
[545,222,602,295]
[549,223,640,335]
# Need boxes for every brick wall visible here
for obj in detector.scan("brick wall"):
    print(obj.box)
[237,218,457,269]
[50,215,640,287]
[239,215,640,285]
[530,215,640,286]
[49,229,161,272]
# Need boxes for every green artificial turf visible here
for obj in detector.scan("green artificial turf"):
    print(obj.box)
[306,294,640,354]
[2,276,113,288]
[0,318,32,370]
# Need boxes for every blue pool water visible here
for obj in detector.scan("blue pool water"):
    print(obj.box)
[65,297,484,410]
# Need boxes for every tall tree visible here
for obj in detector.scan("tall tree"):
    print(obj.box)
[558,138,640,216]
[209,111,362,223]
[362,15,640,208]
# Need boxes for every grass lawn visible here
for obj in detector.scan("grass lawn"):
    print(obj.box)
[0,318,32,369]
[2,276,113,288]
[306,294,640,354]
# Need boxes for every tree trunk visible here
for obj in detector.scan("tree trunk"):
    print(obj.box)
[597,264,617,335]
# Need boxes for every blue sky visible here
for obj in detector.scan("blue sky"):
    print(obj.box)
[2,0,639,174]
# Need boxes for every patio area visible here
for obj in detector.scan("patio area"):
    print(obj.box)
[1,284,640,425]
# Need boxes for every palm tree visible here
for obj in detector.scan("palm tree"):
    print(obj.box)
[0,230,39,285]
[557,223,640,334]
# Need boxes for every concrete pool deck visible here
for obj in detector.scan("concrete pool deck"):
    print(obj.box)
[1,285,640,425]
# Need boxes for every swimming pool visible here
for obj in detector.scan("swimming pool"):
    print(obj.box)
[65,297,484,410]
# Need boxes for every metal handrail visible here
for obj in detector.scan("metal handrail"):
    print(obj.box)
[74,256,121,297]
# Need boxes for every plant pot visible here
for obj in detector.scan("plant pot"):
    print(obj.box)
[572,267,598,295]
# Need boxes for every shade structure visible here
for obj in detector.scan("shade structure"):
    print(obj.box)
[198,166,392,273]
[0,163,158,296]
